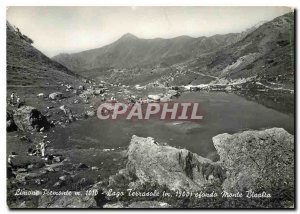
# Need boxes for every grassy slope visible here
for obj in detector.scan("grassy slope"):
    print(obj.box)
[6,22,84,107]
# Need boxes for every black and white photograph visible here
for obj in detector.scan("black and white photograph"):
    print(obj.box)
[5,6,295,209]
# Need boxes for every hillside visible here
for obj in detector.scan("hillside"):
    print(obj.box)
[7,22,81,89]
[190,12,294,86]
[148,12,294,88]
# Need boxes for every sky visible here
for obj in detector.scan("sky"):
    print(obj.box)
[7,6,292,57]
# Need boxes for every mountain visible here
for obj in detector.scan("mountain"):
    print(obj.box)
[187,12,294,86]
[52,32,239,71]
[51,12,294,89]
[134,12,294,88]
[7,21,80,88]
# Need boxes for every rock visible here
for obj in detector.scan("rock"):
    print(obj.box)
[17,201,27,208]
[7,166,15,178]
[59,105,75,121]
[91,166,99,171]
[85,110,95,117]
[77,163,88,169]
[45,162,64,172]
[160,95,172,102]
[7,118,17,132]
[109,135,225,191]
[15,170,47,183]
[103,202,124,208]
[225,85,232,91]
[59,175,67,181]
[17,168,28,173]
[72,90,79,94]
[38,181,105,208]
[53,156,61,163]
[66,84,73,89]
[78,178,87,186]
[27,164,34,170]
[20,135,31,143]
[7,111,17,132]
[147,94,161,101]
[212,128,294,192]
[53,181,62,187]
[10,155,45,169]
[13,106,50,131]
[35,178,41,185]
[49,92,63,100]
[93,89,102,95]
[40,178,49,184]
[44,112,52,118]
[38,182,108,208]
[37,93,45,98]
[78,85,85,90]
[79,94,87,99]
[38,194,97,208]
[128,201,171,208]
[59,105,66,112]
[99,199,171,208]
[167,90,179,97]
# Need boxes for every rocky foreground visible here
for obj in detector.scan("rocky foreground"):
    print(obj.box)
[34,127,294,208]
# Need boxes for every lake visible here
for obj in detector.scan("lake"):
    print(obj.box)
[52,91,294,161]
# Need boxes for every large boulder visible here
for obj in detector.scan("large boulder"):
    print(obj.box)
[212,128,294,193]
[30,128,294,208]
[13,106,50,131]
[9,155,45,169]
[109,135,225,191]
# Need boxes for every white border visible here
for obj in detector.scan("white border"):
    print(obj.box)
[0,0,299,213]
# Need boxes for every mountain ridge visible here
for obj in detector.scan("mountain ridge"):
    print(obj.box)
[51,18,273,73]
[51,12,294,89]
[52,32,241,71]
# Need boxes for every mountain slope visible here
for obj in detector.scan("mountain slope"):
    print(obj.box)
[52,32,239,71]
[188,12,294,86]
[7,22,80,88]
[153,12,294,88]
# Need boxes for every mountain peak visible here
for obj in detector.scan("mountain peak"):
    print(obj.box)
[119,33,138,40]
